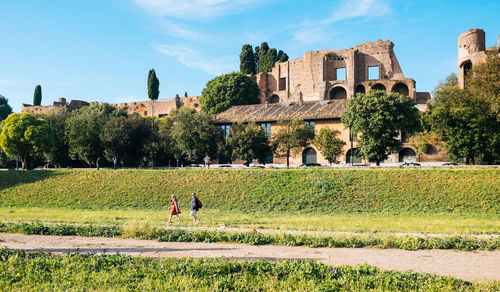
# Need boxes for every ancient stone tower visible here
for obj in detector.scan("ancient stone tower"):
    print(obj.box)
[457,29,487,88]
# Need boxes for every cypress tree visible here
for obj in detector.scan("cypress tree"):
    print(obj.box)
[184,91,188,97]
[147,69,159,101]
[33,85,42,106]
[239,44,256,74]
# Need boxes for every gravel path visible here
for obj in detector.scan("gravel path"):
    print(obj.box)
[1,233,499,282]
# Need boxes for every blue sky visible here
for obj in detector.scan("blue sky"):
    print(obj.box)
[1,0,499,112]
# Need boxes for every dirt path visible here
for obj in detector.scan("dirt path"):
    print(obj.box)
[1,233,499,282]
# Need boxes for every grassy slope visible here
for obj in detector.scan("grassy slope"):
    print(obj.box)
[1,168,499,214]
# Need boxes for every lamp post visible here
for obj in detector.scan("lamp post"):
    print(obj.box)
[349,127,354,167]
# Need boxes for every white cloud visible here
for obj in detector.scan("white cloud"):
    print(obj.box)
[291,0,391,45]
[324,0,391,23]
[133,0,266,19]
[155,44,237,76]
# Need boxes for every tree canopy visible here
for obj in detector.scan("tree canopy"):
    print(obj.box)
[341,90,421,166]
[0,113,53,169]
[271,119,314,167]
[147,69,159,101]
[313,127,346,165]
[65,103,120,166]
[224,122,271,165]
[33,85,42,106]
[239,42,289,74]
[170,107,219,164]
[200,72,260,114]
[427,55,500,164]
[0,95,13,121]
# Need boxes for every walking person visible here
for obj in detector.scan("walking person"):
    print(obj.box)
[190,193,202,224]
[96,157,100,170]
[113,157,118,170]
[167,194,181,225]
[203,155,211,169]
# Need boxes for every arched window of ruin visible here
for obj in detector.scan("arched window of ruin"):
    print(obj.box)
[463,61,472,78]
[270,95,280,104]
[371,83,386,92]
[329,86,347,99]
[302,147,317,164]
[391,83,409,96]
[355,84,366,96]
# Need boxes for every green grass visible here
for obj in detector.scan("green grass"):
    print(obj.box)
[1,207,499,234]
[1,168,499,214]
[2,221,499,251]
[1,249,498,291]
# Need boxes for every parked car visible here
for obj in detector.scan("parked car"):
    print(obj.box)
[219,164,232,168]
[442,162,458,166]
[299,163,322,167]
[400,162,421,168]
[250,165,265,168]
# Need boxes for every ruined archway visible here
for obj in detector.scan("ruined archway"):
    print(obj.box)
[399,148,416,163]
[269,95,280,104]
[391,83,409,96]
[371,83,386,92]
[346,148,362,164]
[329,86,347,99]
[355,84,366,95]
[302,147,317,164]
[462,60,472,79]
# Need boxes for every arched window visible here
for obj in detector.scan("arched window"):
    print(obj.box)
[302,147,317,164]
[270,95,280,104]
[346,148,362,164]
[329,86,347,99]
[399,148,416,163]
[392,83,409,96]
[371,83,386,92]
[355,84,365,95]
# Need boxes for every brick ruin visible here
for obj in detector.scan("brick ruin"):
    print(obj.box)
[457,29,500,88]
[254,39,430,109]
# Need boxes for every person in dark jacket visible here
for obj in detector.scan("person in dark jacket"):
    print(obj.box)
[190,193,201,224]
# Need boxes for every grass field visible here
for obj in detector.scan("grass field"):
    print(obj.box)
[1,168,499,235]
[1,207,499,234]
[1,249,498,291]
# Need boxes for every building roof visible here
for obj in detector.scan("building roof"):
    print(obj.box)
[212,100,347,124]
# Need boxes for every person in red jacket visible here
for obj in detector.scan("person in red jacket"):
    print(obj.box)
[167,194,181,225]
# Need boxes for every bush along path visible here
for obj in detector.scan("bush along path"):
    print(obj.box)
[1,221,499,251]
[1,233,500,283]
[3,249,497,291]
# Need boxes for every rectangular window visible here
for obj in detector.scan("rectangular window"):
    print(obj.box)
[305,121,315,137]
[279,77,286,91]
[368,66,379,80]
[220,124,230,140]
[336,67,346,81]
[260,123,271,138]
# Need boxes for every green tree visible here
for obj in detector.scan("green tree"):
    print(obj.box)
[224,122,271,166]
[0,113,53,169]
[200,72,260,114]
[170,107,219,164]
[184,92,188,97]
[0,95,13,121]
[341,90,421,166]
[254,42,288,73]
[147,69,160,167]
[35,109,71,167]
[33,85,42,106]
[65,103,119,166]
[156,116,176,166]
[100,114,152,167]
[313,128,346,165]
[271,119,314,167]
[239,44,256,75]
[147,69,159,101]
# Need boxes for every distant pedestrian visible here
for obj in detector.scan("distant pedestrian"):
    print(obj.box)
[167,194,181,225]
[190,193,202,224]
[113,157,118,170]
[203,155,211,169]
[96,157,100,170]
